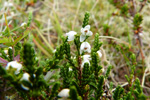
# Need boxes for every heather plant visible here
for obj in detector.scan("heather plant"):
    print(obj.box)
[0,0,150,100]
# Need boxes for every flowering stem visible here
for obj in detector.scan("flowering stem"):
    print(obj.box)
[77,56,82,86]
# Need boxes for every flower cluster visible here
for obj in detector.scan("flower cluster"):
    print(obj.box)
[65,25,102,69]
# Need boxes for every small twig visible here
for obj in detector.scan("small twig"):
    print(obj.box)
[78,56,82,86]
[111,82,129,92]
[139,0,147,12]
[142,69,146,87]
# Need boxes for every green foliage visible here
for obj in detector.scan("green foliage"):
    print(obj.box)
[82,12,90,28]
[113,86,124,100]
[91,52,101,79]
[123,92,134,100]
[70,86,82,100]
[74,36,81,55]
[46,44,64,70]
[49,82,60,99]
[103,24,110,36]
[105,65,112,78]
[133,13,143,29]
[27,12,33,27]
[8,48,13,61]
[82,63,90,86]
[134,78,146,100]
[0,65,7,76]
[95,76,104,100]
[0,50,9,60]
[64,42,76,67]
[93,33,103,52]
[64,42,71,59]
[60,63,73,88]
[22,43,35,73]
[14,42,22,56]
[121,4,129,16]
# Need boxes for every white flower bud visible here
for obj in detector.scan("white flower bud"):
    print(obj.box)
[80,42,91,54]
[97,50,102,58]
[81,55,91,68]
[6,61,22,75]
[21,22,27,28]
[66,31,77,41]
[58,89,70,98]
[20,73,30,91]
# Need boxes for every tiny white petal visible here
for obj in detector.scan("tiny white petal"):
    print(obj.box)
[21,84,30,90]
[81,28,84,34]
[85,25,90,30]
[58,89,70,98]
[6,61,22,75]
[9,47,12,49]
[80,42,91,54]
[97,50,102,58]
[66,31,77,41]
[86,31,93,36]
[102,68,105,73]
[81,60,90,68]
[83,54,91,61]
[81,25,92,37]
[20,73,31,90]
[4,50,8,54]
[69,68,73,71]
[21,73,30,81]
[80,34,86,42]
[4,47,12,54]
[73,56,76,59]
[81,55,91,68]
[53,49,56,53]
[21,22,27,27]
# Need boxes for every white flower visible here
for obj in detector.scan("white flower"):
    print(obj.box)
[20,73,30,91]
[80,42,91,54]
[21,73,30,81]
[83,55,91,61]
[21,84,30,91]
[58,88,70,98]
[6,61,22,75]
[80,25,93,42]
[9,47,12,49]
[21,22,27,27]
[81,55,91,68]
[69,67,73,71]
[97,50,102,58]
[4,47,12,54]
[53,49,56,53]
[4,2,13,7]
[66,31,77,41]
[4,50,8,54]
